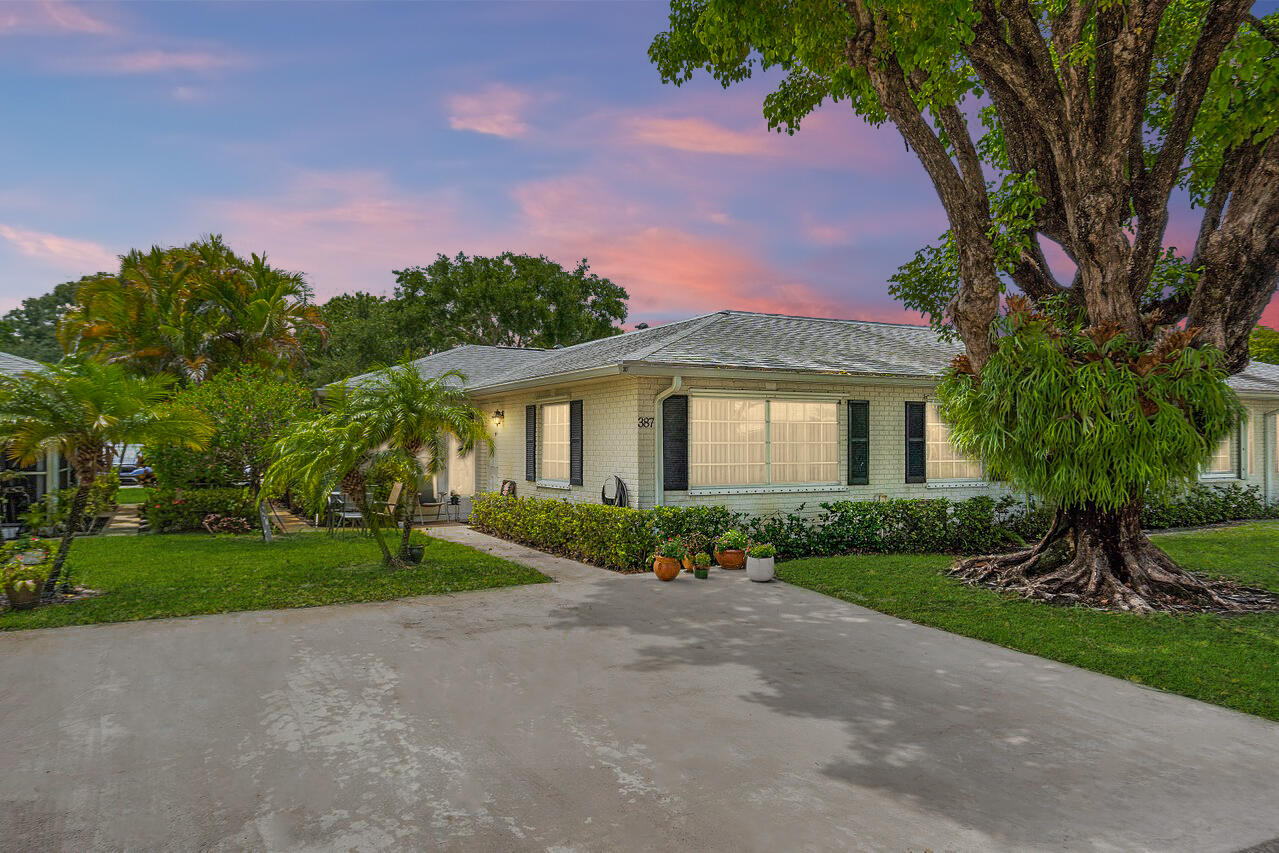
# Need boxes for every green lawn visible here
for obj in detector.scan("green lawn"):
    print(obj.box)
[777,522,1279,721]
[1,532,549,632]
[116,486,148,505]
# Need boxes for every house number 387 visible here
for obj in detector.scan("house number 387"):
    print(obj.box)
[638,417,655,429]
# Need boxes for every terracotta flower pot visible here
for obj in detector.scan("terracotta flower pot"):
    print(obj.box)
[653,556,681,581]
[681,555,694,573]
[715,548,745,569]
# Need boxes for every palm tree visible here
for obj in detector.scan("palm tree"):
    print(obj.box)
[349,366,492,559]
[59,235,326,384]
[0,359,212,599]
[263,364,491,566]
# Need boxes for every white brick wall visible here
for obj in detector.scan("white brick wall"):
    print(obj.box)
[470,375,1279,515]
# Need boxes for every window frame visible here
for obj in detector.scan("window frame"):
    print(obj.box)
[1200,419,1242,480]
[686,395,841,492]
[538,401,572,486]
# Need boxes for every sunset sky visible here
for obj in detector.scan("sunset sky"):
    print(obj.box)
[2,0,1276,328]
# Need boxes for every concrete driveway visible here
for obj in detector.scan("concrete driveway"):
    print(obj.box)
[2,530,1278,852]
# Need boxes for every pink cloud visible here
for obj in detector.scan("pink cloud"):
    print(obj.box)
[66,49,245,74]
[0,224,117,273]
[508,174,914,323]
[622,116,774,157]
[446,84,532,138]
[0,1,115,36]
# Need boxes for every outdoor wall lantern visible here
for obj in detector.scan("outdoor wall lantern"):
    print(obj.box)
[493,410,505,427]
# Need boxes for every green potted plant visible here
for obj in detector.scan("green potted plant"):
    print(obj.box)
[693,551,711,579]
[3,542,50,610]
[715,530,748,569]
[746,542,776,582]
[680,532,709,572]
[653,538,683,581]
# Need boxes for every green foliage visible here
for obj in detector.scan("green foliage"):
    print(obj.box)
[651,504,747,542]
[300,292,412,386]
[59,234,325,383]
[748,542,776,558]
[1143,482,1279,529]
[25,473,122,533]
[0,279,86,362]
[147,365,312,489]
[693,551,712,568]
[938,312,1244,511]
[716,529,749,551]
[393,252,628,352]
[1251,326,1279,365]
[1,540,50,594]
[144,487,256,533]
[656,538,685,559]
[470,493,656,572]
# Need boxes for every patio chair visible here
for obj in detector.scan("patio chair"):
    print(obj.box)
[413,484,445,524]
[327,492,364,533]
[369,482,404,529]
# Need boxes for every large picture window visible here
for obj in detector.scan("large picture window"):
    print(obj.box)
[925,403,983,481]
[541,402,571,482]
[688,397,838,488]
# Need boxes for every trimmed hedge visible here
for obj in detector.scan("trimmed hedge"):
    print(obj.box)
[470,494,654,572]
[471,483,1278,572]
[145,487,256,533]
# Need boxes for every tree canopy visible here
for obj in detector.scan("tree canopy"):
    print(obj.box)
[393,252,628,352]
[59,235,326,383]
[0,279,92,362]
[1251,325,1279,364]
[651,1,1279,372]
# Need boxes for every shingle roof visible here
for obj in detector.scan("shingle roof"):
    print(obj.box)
[331,311,1279,398]
[333,344,552,390]
[0,351,41,376]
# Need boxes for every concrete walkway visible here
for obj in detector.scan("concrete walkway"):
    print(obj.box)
[2,530,1278,851]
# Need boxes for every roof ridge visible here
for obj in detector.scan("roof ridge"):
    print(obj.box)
[627,312,726,361]
[717,309,933,332]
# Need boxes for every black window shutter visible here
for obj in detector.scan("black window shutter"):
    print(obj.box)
[569,400,584,486]
[662,395,688,492]
[905,402,926,483]
[525,404,536,482]
[847,400,869,485]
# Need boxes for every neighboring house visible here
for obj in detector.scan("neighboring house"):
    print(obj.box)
[335,311,1279,518]
[0,351,66,507]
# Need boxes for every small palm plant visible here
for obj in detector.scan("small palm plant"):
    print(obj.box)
[0,358,212,599]
[264,363,491,566]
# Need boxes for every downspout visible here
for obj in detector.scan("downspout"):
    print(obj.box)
[653,376,683,507]
[1264,407,1279,507]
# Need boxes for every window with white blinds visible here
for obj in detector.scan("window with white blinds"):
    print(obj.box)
[688,397,838,487]
[925,402,983,480]
[1204,426,1238,476]
[770,401,838,484]
[541,403,571,482]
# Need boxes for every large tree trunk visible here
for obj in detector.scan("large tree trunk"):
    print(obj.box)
[952,502,1266,613]
[43,482,91,600]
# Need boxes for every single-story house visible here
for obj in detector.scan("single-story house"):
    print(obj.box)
[0,351,65,515]
[337,310,1279,518]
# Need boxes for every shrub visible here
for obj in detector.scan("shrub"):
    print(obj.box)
[748,543,776,558]
[1142,482,1279,529]
[470,493,655,572]
[717,529,748,551]
[693,551,711,568]
[145,487,256,533]
[22,473,121,534]
[652,505,747,541]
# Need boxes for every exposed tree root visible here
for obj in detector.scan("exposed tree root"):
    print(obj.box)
[952,505,1279,614]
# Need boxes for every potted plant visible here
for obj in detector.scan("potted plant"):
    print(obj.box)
[693,551,711,579]
[652,538,683,581]
[746,542,776,582]
[3,542,49,610]
[402,543,426,564]
[680,532,709,572]
[715,530,748,569]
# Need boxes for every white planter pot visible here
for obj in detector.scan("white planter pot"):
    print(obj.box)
[746,555,775,583]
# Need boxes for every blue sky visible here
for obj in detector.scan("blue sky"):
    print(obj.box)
[2,0,1275,329]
